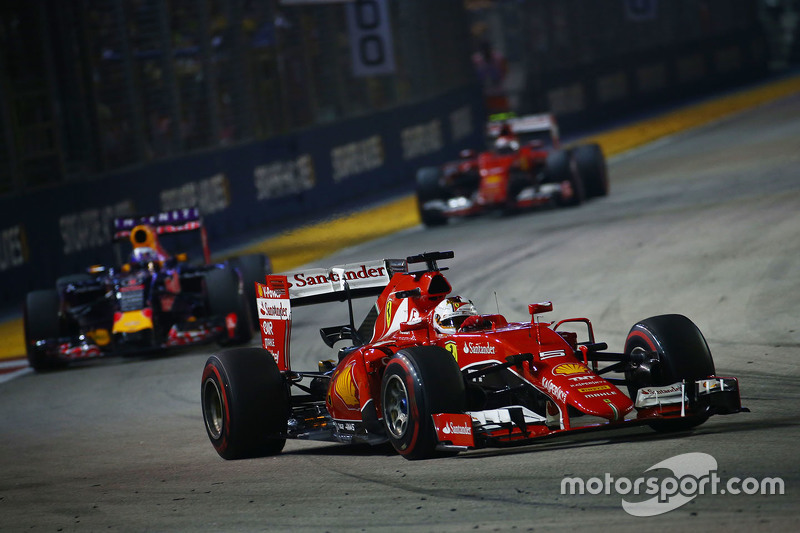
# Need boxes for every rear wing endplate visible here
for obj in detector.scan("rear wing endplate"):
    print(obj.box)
[254,258,407,371]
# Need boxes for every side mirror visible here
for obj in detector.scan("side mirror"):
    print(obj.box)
[400,320,428,332]
[528,302,553,315]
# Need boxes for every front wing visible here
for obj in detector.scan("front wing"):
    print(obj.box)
[432,377,744,451]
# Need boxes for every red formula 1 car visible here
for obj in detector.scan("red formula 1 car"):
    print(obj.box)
[201,251,744,460]
[416,114,608,227]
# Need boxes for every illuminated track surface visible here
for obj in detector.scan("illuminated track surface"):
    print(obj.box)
[2,93,800,530]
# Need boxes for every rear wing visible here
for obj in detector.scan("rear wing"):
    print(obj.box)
[112,208,210,264]
[254,258,408,371]
[487,112,560,148]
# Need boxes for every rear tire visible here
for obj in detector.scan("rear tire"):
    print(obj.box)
[23,289,65,372]
[573,143,608,198]
[206,267,253,345]
[381,346,465,459]
[201,347,289,459]
[416,167,447,227]
[624,314,715,432]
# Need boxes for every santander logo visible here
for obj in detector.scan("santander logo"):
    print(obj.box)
[442,421,472,435]
[639,384,683,395]
[463,342,495,355]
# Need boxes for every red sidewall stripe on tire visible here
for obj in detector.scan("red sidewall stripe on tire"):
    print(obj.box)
[627,330,658,352]
[388,356,421,455]
[203,361,232,454]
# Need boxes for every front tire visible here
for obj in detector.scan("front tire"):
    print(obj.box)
[227,253,272,325]
[201,347,289,459]
[545,149,584,207]
[416,167,447,227]
[205,267,253,345]
[624,314,715,432]
[381,346,465,459]
[573,143,608,198]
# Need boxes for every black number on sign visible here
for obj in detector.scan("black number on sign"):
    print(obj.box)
[355,0,380,30]
[626,0,656,19]
[360,35,385,66]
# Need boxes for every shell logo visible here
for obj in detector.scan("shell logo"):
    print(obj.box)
[332,361,360,409]
[553,362,589,375]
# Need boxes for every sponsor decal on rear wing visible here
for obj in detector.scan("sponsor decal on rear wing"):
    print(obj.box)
[112,208,203,241]
[280,259,407,305]
[487,113,559,146]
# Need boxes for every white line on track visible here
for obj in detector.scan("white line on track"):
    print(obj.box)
[0,358,30,384]
[0,366,32,384]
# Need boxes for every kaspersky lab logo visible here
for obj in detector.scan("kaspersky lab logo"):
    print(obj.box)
[561,452,784,516]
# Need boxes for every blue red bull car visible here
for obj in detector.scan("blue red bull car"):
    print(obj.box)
[416,114,608,226]
[23,208,271,372]
[201,251,745,460]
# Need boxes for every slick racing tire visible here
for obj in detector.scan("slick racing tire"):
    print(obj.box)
[573,143,608,198]
[545,149,584,207]
[201,347,289,459]
[23,289,66,372]
[505,168,532,214]
[205,266,253,345]
[624,314,716,432]
[416,167,447,227]
[227,253,272,324]
[381,346,466,460]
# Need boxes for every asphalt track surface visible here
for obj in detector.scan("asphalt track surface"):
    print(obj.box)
[2,84,800,530]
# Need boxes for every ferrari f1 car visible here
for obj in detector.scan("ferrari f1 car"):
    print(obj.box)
[416,114,608,226]
[24,208,271,372]
[201,251,744,460]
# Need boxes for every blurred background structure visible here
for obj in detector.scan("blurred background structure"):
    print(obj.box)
[0,0,473,192]
[0,0,796,304]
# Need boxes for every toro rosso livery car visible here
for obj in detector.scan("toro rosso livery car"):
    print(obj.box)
[201,251,744,460]
[416,114,608,227]
[24,209,271,371]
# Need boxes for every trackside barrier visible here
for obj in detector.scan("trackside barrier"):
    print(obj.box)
[0,85,485,307]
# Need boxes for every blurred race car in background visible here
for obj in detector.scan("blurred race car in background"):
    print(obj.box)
[416,113,608,227]
[201,251,744,461]
[23,208,271,372]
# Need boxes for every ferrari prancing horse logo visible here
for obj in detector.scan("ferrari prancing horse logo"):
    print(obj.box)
[444,341,458,362]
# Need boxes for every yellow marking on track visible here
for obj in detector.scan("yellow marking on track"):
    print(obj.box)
[2,74,800,362]
[583,74,800,157]
[235,196,420,274]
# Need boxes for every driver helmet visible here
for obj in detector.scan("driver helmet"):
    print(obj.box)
[494,135,519,154]
[433,296,478,334]
[131,246,159,265]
